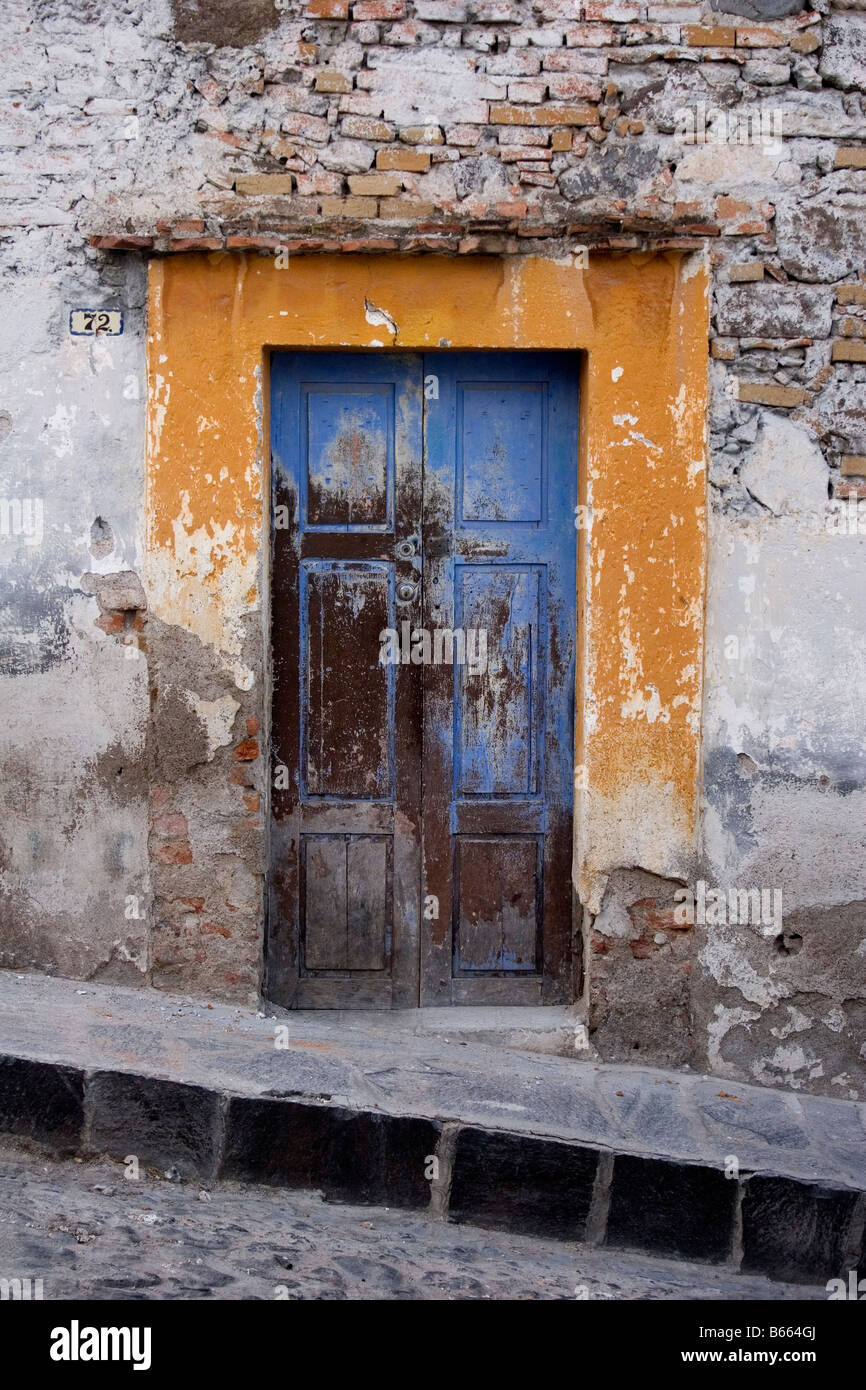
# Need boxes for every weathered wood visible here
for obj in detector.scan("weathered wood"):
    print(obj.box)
[421,353,578,1006]
[268,353,422,1009]
[269,350,577,1009]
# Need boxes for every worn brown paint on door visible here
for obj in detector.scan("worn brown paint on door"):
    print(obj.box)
[267,351,577,1009]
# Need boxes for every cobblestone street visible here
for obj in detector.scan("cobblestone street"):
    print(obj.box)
[0,1141,823,1302]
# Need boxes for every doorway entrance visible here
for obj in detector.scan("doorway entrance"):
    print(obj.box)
[267,351,578,1008]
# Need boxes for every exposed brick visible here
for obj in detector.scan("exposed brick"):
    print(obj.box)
[729,263,764,283]
[836,284,866,305]
[834,148,866,170]
[446,125,482,146]
[353,0,405,16]
[376,148,431,170]
[315,72,353,93]
[547,74,603,100]
[342,116,393,140]
[90,234,154,250]
[585,0,641,20]
[235,174,295,195]
[152,812,189,837]
[320,195,379,216]
[541,51,609,72]
[347,172,402,194]
[339,93,385,115]
[233,738,260,761]
[710,339,737,360]
[156,218,205,234]
[684,25,735,47]
[281,111,330,140]
[500,146,552,161]
[716,195,750,220]
[378,198,437,218]
[486,52,543,75]
[225,234,288,249]
[841,456,866,477]
[551,129,573,151]
[735,26,788,47]
[789,30,819,54]
[508,81,548,103]
[399,125,444,145]
[152,840,194,865]
[736,382,808,407]
[305,0,349,13]
[296,170,344,195]
[832,340,866,362]
[95,612,125,634]
[340,237,401,250]
[565,23,616,46]
[168,237,223,251]
[491,103,599,126]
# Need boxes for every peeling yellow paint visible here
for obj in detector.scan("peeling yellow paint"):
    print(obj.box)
[146,250,709,899]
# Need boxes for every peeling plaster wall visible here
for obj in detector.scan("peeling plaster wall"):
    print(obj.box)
[144,251,708,1003]
[0,237,150,985]
[1,0,865,1093]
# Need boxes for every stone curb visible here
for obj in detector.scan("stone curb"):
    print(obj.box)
[1,1054,863,1285]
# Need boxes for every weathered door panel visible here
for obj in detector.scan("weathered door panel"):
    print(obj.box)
[268,354,422,1008]
[268,350,576,1009]
[420,353,578,1006]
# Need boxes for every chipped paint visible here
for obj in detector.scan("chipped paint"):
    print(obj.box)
[146,250,709,918]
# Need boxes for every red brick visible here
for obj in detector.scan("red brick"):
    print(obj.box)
[152,812,189,838]
[565,22,616,45]
[90,234,154,250]
[353,0,405,15]
[156,218,204,234]
[585,0,640,19]
[95,612,125,634]
[340,236,401,250]
[735,25,788,47]
[490,103,599,127]
[630,939,654,959]
[225,235,289,250]
[305,0,349,14]
[201,922,232,938]
[342,115,393,140]
[233,738,259,761]
[546,74,603,101]
[246,716,260,736]
[684,24,735,45]
[168,238,224,251]
[152,840,193,865]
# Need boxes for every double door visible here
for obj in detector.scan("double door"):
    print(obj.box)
[268,351,577,1008]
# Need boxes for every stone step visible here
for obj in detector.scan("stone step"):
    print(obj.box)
[0,969,863,1286]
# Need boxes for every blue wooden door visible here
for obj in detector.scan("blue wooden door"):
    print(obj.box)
[268,353,423,1008]
[421,353,578,1004]
[268,351,577,1008]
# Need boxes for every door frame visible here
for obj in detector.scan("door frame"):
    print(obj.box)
[144,252,709,1008]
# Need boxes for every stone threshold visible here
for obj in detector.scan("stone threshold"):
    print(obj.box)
[0,969,863,1285]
